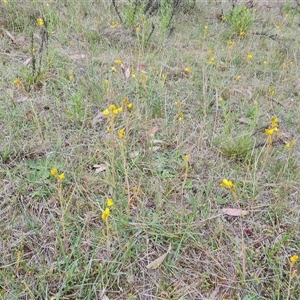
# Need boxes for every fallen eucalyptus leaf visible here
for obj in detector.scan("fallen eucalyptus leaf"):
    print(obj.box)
[222,208,249,216]
[146,244,171,269]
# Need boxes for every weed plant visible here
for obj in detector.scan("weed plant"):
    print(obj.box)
[0,0,300,299]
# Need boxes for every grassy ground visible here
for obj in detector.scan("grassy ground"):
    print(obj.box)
[1,0,300,299]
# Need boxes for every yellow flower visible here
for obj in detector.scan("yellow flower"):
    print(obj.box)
[240,29,246,37]
[109,104,116,111]
[178,112,184,122]
[111,66,116,72]
[263,60,268,65]
[115,59,122,66]
[290,254,299,264]
[227,40,234,47]
[13,78,22,86]
[268,87,275,96]
[184,67,191,75]
[104,79,109,87]
[106,198,114,207]
[58,173,65,181]
[286,140,295,148]
[123,97,128,104]
[204,25,208,31]
[207,50,214,56]
[50,168,58,176]
[270,117,279,128]
[127,103,133,110]
[118,129,125,139]
[265,128,277,136]
[3,0,7,4]
[117,107,123,113]
[102,208,110,221]
[37,18,44,27]
[246,53,253,60]
[112,109,119,115]
[235,75,241,81]
[209,57,215,65]
[103,109,109,116]
[110,22,118,29]
[183,154,190,162]
[220,179,234,189]
[276,23,282,29]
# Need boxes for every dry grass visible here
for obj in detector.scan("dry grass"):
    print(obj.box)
[1,1,300,299]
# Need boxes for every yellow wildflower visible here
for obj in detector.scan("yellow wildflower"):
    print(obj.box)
[3,0,7,4]
[265,128,278,136]
[109,104,116,111]
[102,208,110,221]
[58,173,65,181]
[50,168,58,176]
[178,112,184,122]
[263,61,268,65]
[207,49,214,56]
[110,22,118,29]
[204,25,208,31]
[246,53,253,60]
[270,117,279,128]
[117,107,123,113]
[104,79,109,87]
[184,67,191,75]
[127,103,133,110]
[103,109,109,116]
[209,57,215,64]
[123,97,128,104]
[227,40,234,47]
[290,254,299,265]
[183,154,190,162]
[286,140,295,148]
[111,66,116,72]
[13,78,22,86]
[115,59,122,66]
[235,75,241,80]
[268,87,275,96]
[106,198,114,207]
[220,179,234,189]
[118,129,125,139]
[37,18,44,27]
[240,29,246,37]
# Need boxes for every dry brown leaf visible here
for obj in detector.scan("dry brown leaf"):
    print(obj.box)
[3,29,19,45]
[70,53,86,60]
[222,208,249,216]
[23,57,32,66]
[129,151,140,158]
[124,67,131,79]
[149,126,159,138]
[146,244,171,269]
[150,146,161,152]
[93,164,107,174]
[91,112,105,127]
[152,139,164,145]
[16,96,28,103]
